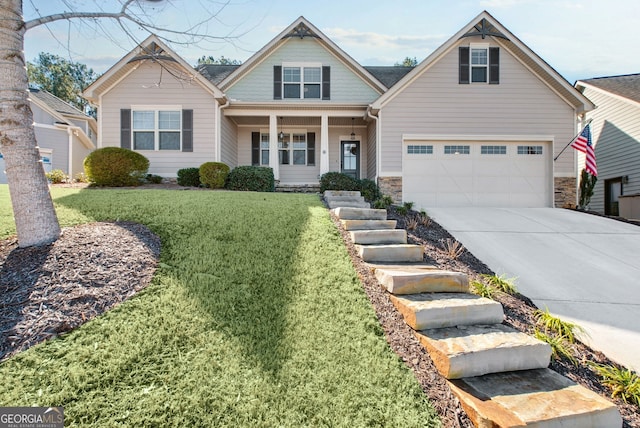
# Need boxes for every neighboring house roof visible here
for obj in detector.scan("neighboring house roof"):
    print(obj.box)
[576,73,640,105]
[83,34,226,103]
[218,16,388,94]
[364,66,415,89]
[370,10,595,113]
[29,88,87,117]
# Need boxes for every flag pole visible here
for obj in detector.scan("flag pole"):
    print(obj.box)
[554,118,593,161]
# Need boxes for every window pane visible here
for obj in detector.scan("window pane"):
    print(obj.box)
[283,67,300,82]
[444,145,470,154]
[279,150,289,164]
[159,132,180,150]
[471,67,487,82]
[133,131,154,150]
[293,150,306,165]
[471,49,487,65]
[304,67,321,82]
[304,84,320,98]
[284,84,300,98]
[481,145,506,154]
[159,111,180,130]
[261,150,269,165]
[518,145,543,155]
[133,111,154,129]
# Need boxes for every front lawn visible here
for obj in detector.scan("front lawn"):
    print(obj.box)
[0,185,439,427]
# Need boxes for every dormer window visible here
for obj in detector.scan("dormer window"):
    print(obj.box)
[274,64,330,100]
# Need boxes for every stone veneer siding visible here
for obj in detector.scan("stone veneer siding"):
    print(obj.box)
[555,177,577,208]
[378,176,403,203]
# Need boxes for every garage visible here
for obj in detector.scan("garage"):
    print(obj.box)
[402,138,552,208]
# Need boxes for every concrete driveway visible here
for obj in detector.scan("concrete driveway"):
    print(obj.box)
[427,207,640,371]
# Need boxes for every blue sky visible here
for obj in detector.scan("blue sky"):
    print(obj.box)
[23,0,639,84]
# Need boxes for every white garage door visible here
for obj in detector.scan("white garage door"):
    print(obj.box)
[402,140,552,208]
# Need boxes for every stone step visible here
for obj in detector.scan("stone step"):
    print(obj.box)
[324,190,361,198]
[350,229,407,245]
[341,219,397,231]
[415,324,551,379]
[356,244,423,263]
[325,195,366,203]
[327,200,370,209]
[333,207,387,220]
[449,369,622,428]
[390,293,504,330]
[375,268,469,294]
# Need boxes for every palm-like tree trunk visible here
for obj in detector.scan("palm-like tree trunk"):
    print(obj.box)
[0,0,60,247]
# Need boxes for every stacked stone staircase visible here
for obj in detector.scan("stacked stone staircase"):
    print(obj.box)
[326,191,622,428]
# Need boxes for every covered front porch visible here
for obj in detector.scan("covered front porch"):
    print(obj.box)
[221,106,374,186]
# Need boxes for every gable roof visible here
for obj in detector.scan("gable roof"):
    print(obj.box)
[371,10,595,113]
[576,73,640,106]
[196,64,241,85]
[218,16,387,94]
[83,34,225,103]
[29,88,88,118]
[364,66,415,89]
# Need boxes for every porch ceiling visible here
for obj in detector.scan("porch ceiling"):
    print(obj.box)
[228,116,368,127]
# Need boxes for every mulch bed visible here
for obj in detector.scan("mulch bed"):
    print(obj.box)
[1,188,638,427]
[0,222,160,362]
[331,205,640,428]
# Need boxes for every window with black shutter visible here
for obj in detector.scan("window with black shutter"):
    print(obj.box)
[307,132,315,165]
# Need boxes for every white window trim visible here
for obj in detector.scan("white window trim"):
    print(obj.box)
[470,43,489,84]
[277,128,310,166]
[281,63,323,100]
[258,131,270,166]
[131,105,182,151]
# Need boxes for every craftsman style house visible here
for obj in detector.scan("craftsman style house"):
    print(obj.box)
[83,11,594,209]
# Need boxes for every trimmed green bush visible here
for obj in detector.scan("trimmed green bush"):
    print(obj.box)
[319,172,359,192]
[45,169,67,184]
[177,167,201,187]
[226,166,274,192]
[145,174,163,184]
[199,162,230,189]
[83,147,149,187]
[358,179,380,202]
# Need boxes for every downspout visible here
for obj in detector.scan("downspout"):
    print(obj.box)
[367,105,380,181]
[217,97,230,163]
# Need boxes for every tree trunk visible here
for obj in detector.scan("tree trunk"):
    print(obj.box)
[0,0,60,247]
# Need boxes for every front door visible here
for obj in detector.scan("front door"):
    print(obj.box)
[605,177,623,215]
[341,141,360,179]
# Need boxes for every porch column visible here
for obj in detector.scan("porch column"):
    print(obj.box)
[320,113,329,175]
[269,114,280,181]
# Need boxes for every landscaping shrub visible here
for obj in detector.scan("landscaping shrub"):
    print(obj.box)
[373,195,394,209]
[83,147,149,187]
[145,174,163,184]
[319,172,359,192]
[199,162,230,189]
[358,178,380,202]
[45,169,67,184]
[177,167,201,187]
[74,172,89,183]
[226,166,274,192]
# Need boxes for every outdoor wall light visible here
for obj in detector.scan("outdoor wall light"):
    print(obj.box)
[350,118,356,140]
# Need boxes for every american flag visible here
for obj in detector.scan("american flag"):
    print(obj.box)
[570,124,597,176]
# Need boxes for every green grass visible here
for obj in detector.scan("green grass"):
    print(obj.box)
[481,273,517,295]
[533,329,577,365]
[0,185,439,427]
[470,280,495,299]
[589,363,640,406]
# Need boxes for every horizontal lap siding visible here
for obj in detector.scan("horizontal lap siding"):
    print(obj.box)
[582,87,640,212]
[220,115,238,167]
[34,127,68,172]
[71,138,92,176]
[226,38,380,103]
[380,38,575,175]
[102,62,217,176]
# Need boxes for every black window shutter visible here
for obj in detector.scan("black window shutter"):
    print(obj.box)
[459,47,470,84]
[489,47,500,84]
[322,66,330,100]
[182,109,193,152]
[120,109,131,149]
[307,132,315,165]
[274,66,282,100]
[251,132,260,166]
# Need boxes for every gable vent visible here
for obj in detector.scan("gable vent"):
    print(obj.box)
[459,18,509,41]
[283,22,319,39]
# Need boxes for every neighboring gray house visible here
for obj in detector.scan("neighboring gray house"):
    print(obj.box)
[0,88,96,184]
[84,11,594,209]
[575,74,640,217]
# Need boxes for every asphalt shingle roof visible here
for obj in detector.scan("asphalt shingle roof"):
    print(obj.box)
[29,88,87,117]
[196,64,241,86]
[580,73,640,104]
